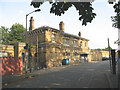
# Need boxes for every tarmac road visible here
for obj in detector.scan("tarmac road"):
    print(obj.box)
[3,61,113,88]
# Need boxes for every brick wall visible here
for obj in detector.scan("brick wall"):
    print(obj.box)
[2,57,23,76]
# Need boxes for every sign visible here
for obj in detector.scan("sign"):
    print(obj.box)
[26,52,28,56]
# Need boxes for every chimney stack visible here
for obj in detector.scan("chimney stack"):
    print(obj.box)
[29,17,34,31]
[78,31,81,37]
[59,21,64,32]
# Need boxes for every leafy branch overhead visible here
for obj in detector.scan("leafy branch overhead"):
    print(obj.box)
[111,1,120,29]
[30,1,96,26]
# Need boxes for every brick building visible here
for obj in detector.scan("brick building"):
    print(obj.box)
[21,17,89,68]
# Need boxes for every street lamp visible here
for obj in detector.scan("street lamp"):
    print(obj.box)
[26,9,41,32]
[108,0,116,4]
[25,9,40,73]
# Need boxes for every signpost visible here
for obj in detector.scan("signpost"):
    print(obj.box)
[25,50,28,73]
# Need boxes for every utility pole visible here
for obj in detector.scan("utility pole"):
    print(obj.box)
[108,38,111,71]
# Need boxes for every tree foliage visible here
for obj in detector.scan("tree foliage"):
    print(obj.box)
[111,1,120,29]
[95,47,112,51]
[0,23,26,45]
[9,23,26,44]
[0,26,9,44]
[30,1,96,26]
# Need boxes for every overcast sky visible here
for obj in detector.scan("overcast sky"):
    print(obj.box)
[0,0,119,49]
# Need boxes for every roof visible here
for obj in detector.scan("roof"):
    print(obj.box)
[61,32,89,41]
[34,25,60,32]
[80,52,89,55]
[21,25,60,36]
[22,25,89,41]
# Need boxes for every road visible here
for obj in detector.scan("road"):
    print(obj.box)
[3,61,111,88]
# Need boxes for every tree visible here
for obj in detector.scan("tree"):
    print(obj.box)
[104,47,112,51]
[0,26,10,44]
[0,24,26,45]
[30,1,96,26]
[111,1,120,29]
[8,23,26,44]
[95,47,112,51]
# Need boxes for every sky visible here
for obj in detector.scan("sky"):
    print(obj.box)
[0,0,119,50]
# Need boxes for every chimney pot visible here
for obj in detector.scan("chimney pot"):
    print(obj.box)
[78,32,81,37]
[29,17,34,31]
[59,21,65,32]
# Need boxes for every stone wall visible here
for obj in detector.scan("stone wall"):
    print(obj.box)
[14,43,26,58]
[90,50,102,61]
[1,44,14,57]
[101,50,109,58]
[1,43,26,58]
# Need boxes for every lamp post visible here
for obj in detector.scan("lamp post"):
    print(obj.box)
[25,9,40,73]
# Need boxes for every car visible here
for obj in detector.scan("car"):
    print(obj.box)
[102,57,109,61]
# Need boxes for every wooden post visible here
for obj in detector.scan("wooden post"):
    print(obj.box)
[111,49,116,74]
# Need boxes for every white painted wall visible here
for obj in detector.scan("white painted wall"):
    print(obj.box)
[118,28,120,50]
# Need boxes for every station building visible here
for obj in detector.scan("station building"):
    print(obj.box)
[22,17,89,68]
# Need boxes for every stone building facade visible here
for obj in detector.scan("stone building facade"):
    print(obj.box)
[89,49,102,61]
[101,50,109,58]
[89,49,109,61]
[22,17,89,68]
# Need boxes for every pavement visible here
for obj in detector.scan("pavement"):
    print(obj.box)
[2,61,119,88]
[2,64,70,87]
[105,63,118,88]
